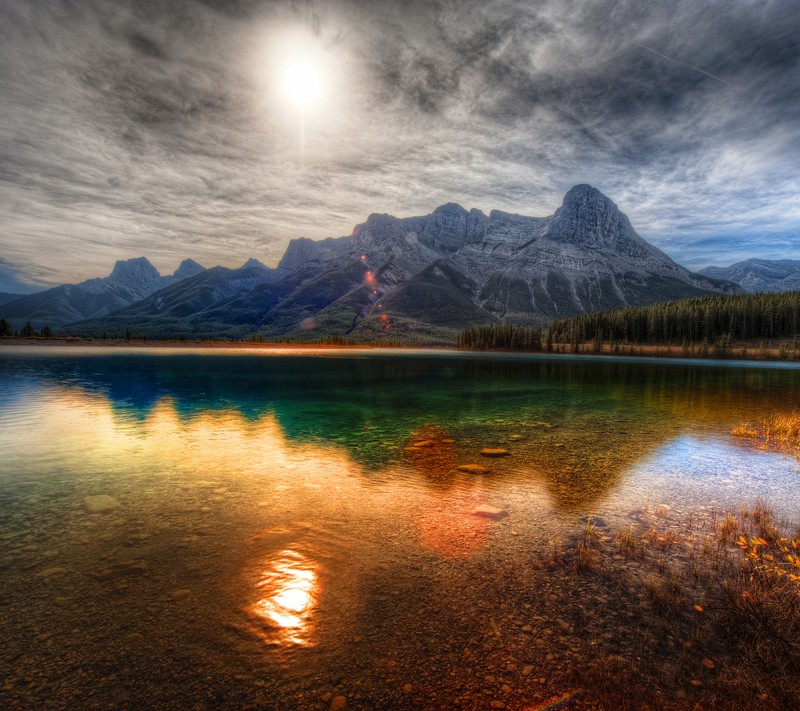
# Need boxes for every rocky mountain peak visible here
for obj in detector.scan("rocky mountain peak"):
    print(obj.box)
[107,257,161,288]
[277,238,316,273]
[241,258,269,271]
[417,202,482,253]
[562,183,615,209]
[431,202,468,217]
[544,184,644,253]
[172,259,205,279]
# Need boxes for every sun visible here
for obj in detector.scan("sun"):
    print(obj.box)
[280,59,324,109]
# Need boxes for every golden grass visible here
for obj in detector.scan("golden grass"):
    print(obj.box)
[732,411,800,455]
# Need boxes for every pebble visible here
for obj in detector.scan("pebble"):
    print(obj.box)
[330,695,348,711]
[83,495,120,514]
[480,448,510,457]
[170,589,193,601]
[521,665,534,676]
[403,683,413,694]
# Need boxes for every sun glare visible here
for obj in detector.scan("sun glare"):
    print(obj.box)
[281,60,323,108]
[261,27,334,114]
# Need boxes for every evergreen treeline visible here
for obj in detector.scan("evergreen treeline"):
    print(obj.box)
[457,292,800,353]
[457,323,543,351]
[0,319,53,338]
[547,292,800,345]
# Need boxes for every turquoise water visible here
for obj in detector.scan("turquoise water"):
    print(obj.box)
[1,346,799,709]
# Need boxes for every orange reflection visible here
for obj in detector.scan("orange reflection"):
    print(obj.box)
[404,425,456,479]
[414,487,493,558]
[251,550,319,646]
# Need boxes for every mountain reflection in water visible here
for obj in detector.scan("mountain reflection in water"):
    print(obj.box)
[6,348,800,512]
[2,348,800,709]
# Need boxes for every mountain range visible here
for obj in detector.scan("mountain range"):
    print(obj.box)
[0,257,205,331]
[699,258,800,294]
[2,185,744,343]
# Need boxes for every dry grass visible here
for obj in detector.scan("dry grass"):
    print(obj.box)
[575,502,800,709]
[574,516,604,572]
[732,411,800,455]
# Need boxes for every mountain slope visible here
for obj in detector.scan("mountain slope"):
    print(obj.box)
[699,258,800,293]
[0,292,28,306]
[0,257,206,331]
[66,264,279,339]
[66,185,741,342]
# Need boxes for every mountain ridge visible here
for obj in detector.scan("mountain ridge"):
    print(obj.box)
[699,258,800,293]
[0,257,206,330]
[57,185,741,343]
[2,186,744,341]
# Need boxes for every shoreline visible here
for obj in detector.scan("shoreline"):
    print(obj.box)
[0,337,415,351]
[3,336,800,368]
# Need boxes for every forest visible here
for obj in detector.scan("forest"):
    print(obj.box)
[458,292,800,354]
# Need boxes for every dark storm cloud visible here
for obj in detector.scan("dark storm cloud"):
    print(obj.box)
[0,0,798,290]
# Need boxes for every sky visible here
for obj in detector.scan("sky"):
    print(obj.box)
[1,0,799,292]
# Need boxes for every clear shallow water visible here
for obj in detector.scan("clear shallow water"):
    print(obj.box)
[1,346,799,709]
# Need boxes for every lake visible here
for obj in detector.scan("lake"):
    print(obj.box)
[1,345,799,710]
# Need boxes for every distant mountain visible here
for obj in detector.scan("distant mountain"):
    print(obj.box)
[699,258,800,293]
[68,185,740,343]
[240,257,271,271]
[0,257,205,331]
[66,264,281,339]
[0,292,29,306]
[172,258,206,280]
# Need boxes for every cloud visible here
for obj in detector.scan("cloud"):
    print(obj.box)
[0,0,798,287]
[0,258,61,293]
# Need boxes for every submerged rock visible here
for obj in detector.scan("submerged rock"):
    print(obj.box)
[35,566,68,579]
[92,559,149,581]
[473,505,509,520]
[457,464,490,475]
[83,495,120,514]
[480,449,510,457]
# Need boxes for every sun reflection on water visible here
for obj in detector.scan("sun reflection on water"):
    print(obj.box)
[251,550,320,647]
